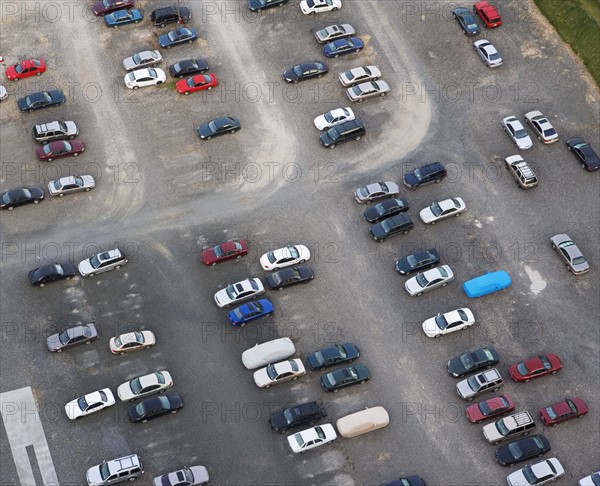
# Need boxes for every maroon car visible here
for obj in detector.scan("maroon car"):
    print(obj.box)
[466,394,515,423]
[201,240,248,266]
[92,0,135,16]
[509,354,562,383]
[36,140,85,161]
[539,397,588,426]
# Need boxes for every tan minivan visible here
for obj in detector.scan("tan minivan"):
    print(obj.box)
[336,406,389,438]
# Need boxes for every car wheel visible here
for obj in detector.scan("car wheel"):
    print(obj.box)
[365,200,371,205]
[355,48,361,52]
[206,136,212,140]
[188,40,193,44]
[355,135,361,140]
[333,388,339,393]
[332,6,338,10]
[492,387,499,392]
[279,429,287,434]
[329,144,335,149]
[334,54,339,59]
[39,282,45,287]
[129,398,135,403]
[380,92,386,97]
[467,396,474,401]
[402,230,409,235]
[230,129,237,134]
[551,370,557,374]
[581,163,587,170]
[12,77,19,81]
[430,221,436,225]
[524,379,530,383]
[292,376,298,381]
[134,20,139,24]
[441,282,447,287]
[115,265,121,270]
[160,23,166,27]
[47,157,53,162]
[416,292,422,296]
[277,287,283,291]
[113,25,118,28]
[157,81,163,85]
[73,152,79,157]
[240,322,246,327]
[7,206,13,210]
[265,384,270,388]
[377,238,384,243]
[133,86,139,90]
[317,73,323,78]
[171,410,177,414]
[120,351,126,355]
[358,98,364,102]
[58,193,65,197]
[128,478,136,482]
[434,334,440,338]
[493,441,499,445]
[552,423,557,427]
[88,273,95,277]
[360,380,366,384]
[184,91,190,95]
[208,86,213,90]
[33,199,40,204]
[142,419,148,423]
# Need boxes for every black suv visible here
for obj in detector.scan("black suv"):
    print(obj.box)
[270,401,327,434]
[320,119,365,148]
[151,5,191,27]
[369,213,413,242]
[403,162,447,189]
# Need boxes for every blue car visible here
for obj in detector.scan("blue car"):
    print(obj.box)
[104,8,143,27]
[453,7,480,36]
[228,299,274,327]
[323,37,364,58]
[463,270,511,298]
[158,27,198,48]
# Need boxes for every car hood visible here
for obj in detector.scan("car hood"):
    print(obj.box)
[363,206,385,222]
[158,34,173,46]
[253,368,271,387]
[456,380,475,398]
[419,207,436,223]
[65,398,83,420]
[17,97,30,110]
[447,357,468,376]
[404,277,424,295]
[78,259,95,276]
[197,123,214,138]
[46,333,63,351]
[369,223,388,239]
[214,288,233,307]
[242,339,295,369]
[189,465,209,484]
[482,422,502,441]
[495,444,518,466]
[269,410,289,429]
[117,382,134,401]
[422,317,442,337]
[403,172,419,187]
[122,57,138,70]
[282,68,297,81]
[313,114,331,130]
[86,465,103,486]
[319,131,335,146]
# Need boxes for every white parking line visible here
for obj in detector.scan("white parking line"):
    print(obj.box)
[1,387,59,486]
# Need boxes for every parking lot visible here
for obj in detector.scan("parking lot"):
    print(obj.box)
[1,0,599,485]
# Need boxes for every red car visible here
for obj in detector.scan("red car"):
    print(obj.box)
[539,397,588,426]
[92,0,135,16]
[473,1,502,28]
[509,353,562,383]
[36,140,85,161]
[201,240,248,266]
[176,74,218,95]
[6,59,46,81]
[466,394,515,423]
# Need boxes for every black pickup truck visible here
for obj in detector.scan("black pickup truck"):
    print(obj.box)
[270,401,327,434]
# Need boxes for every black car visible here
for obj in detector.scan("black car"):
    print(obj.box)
[158,27,198,48]
[363,197,409,224]
[453,7,480,35]
[307,343,360,370]
[46,323,99,352]
[403,161,447,189]
[150,5,191,27]
[28,262,77,287]
[395,249,440,275]
[128,392,183,423]
[169,58,209,78]
[495,435,551,467]
[369,213,413,242]
[1,186,45,210]
[197,116,241,140]
[383,477,426,486]
[248,0,289,11]
[320,119,365,148]
[270,401,327,433]
[265,265,314,290]
[447,346,500,377]
[283,61,328,83]
[320,364,370,392]
[566,137,600,171]
[17,90,65,112]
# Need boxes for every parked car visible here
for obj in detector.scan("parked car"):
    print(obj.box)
[0,186,44,210]
[405,265,454,296]
[86,454,143,486]
[214,277,265,308]
[462,270,511,298]
[158,27,198,48]
[46,323,99,352]
[253,358,306,388]
[419,197,467,224]
[524,111,558,144]
[128,392,183,423]
[422,308,475,338]
[506,458,564,486]
[447,346,499,377]
[473,1,502,28]
[508,354,562,383]
[265,265,314,290]
[456,368,503,400]
[382,478,425,486]
[65,388,115,420]
[260,245,310,270]
[200,239,247,265]
[566,137,600,171]
[403,162,447,189]
[466,394,515,423]
[29,262,77,286]
[483,411,537,445]
[320,119,365,148]
[36,140,85,161]
[169,58,209,78]
[17,90,65,112]
[320,364,370,392]
[248,0,289,11]
[578,472,600,486]
[176,74,218,95]
[33,120,79,144]
[300,0,341,15]
[104,8,143,27]
[505,155,539,189]
[150,5,191,27]
[287,424,337,453]
[123,50,162,71]
[363,197,409,223]
[395,249,440,275]
[313,107,355,130]
[0,85,6,101]
[496,435,551,467]
[369,213,413,242]
[117,371,173,402]
[473,39,502,67]
[109,330,156,355]
[453,7,480,35]
[306,343,360,370]
[539,397,588,426]
[124,68,166,89]
[6,58,46,80]
[283,61,328,83]
[228,299,274,327]
[241,337,295,370]
[78,248,127,277]
[48,175,96,197]
[338,65,381,86]
[322,37,364,58]
[336,406,389,438]
[270,401,327,433]
[315,24,355,43]
[354,181,400,204]
[92,0,135,16]
[152,466,209,486]
[502,116,533,150]
[197,116,241,140]
[550,233,589,274]
[346,80,390,102]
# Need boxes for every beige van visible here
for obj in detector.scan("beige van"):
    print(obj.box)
[336,406,389,438]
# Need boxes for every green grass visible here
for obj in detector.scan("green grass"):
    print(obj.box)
[534,0,600,86]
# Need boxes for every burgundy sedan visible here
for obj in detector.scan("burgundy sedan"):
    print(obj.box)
[176,74,218,95]
[6,58,46,80]
[201,240,248,266]
[36,140,85,161]
[92,0,135,16]
[539,397,588,426]
[509,354,562,383]
[466,394,515,423]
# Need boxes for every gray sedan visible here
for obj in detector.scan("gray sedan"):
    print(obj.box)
[405,265,454,296]
[46,323,99,352]
[346,80,390,102]
[48,175,95,196]
[122,50,163,71]
[315,23,355,43]
[550,234,589,274]
[153,465,209,486]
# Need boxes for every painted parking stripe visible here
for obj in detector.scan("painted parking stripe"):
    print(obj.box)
[1,387,59,486]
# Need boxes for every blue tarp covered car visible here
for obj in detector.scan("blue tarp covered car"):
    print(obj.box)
[463,270,512,298]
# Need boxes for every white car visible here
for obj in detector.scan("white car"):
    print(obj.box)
[109,330,156,354]
[48,175,95,197]
[214,278,265,308]
[122,50,163,71]
[579,472,600,486]
[507,458,565,486]
[0,85,7,101]
[78,248,127,277]
[524,110,559,144]
[338,65,381,87]
[422,308,475,338]
[287,424,337,453]
[300,0,341,15]
[346,80,390,102]
[405,265,454,296]
[241,337,296,370]
[64,388,115,420]
[473,40,502,67]
[124,68,166,90]
[502,116,533,150]
[419,197,467,224]
[260,244,311,271]
[253,359,306,388]
[153,466,209,486]
[117,370,173,402]
[313,107,355,130]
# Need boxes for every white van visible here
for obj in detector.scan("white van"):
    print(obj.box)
[241,337,295,370]
[336,406,389,438]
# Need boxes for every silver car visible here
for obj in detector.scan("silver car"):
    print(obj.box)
[86,454,143,486]
[214,277,265,308]
[48,175,95,197]
[473,40,502,67]
[46,323,99,352]
[502,116,533,150]
[78,248,127,277]
[524,110,559,144]
[153,466,209,486]
[346,80,389,102]
[122,50,163,71]
[338,65,381,86]
[405,265,454,296]
[550,234,589,274]
[315,23,355,43]
[117,370,173,402]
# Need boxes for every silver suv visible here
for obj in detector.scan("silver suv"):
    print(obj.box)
[456,368,503,400]
[483,411,536,445]
[86,454,143,486]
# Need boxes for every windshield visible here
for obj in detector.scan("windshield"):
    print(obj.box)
[516,362,529,376]
[459,353,474,370]
[52,180,62,191]
[293,65,304,76]
[226,284,237,299]
[132,53,141,64]
[515,128,528,139]
[434,314,448,330]
[430,203,442,216]
[466,375,480,392]
[208,120,218,132]
[479,401,491,416]
[496,419,509,436]
[489,52,500,60]
[544,406,557,420]
[313,351,324,365]
[412,169,423,181]
[129,378,142,395]
[58,331,71,344]
[324,112,334,123]
[507,441,523,459]
[77,396,89,411]
[212,244,223,257]
[89,255,101,269]
[99,462,111,480]
[114,336,123,347]
[415,273,429,288]
[522,466,537,483]
[15,64,24,74]
[266,364,278,380]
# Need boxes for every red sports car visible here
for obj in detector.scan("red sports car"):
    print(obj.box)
[466,394,515,423]
[92,0,135,16]
[509,353,562,383]
[36,140,85,161]
[201,240,248,266]
[6,59,46,80]
[473,1,502,28]
[539,397,588,426]
[176,74,218,95]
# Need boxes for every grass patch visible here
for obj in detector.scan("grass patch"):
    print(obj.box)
[534,0,600,86]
